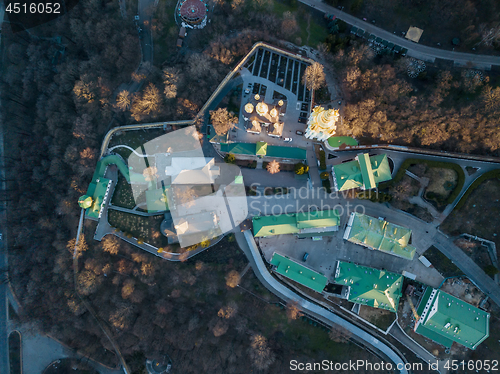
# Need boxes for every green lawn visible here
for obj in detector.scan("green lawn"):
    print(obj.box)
[108,210,168,248]
[108,128,169,158]
[272,1,329,47]
[111,175,137,209]
[422,246,464,278]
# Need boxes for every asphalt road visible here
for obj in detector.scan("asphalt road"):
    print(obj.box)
[298,0,500,69]
[433,232,500,305]
[138,0,155,64]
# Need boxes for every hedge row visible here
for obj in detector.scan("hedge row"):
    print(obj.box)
[319,150,326,170]
[454,169,500,210]
[380,158,466,204]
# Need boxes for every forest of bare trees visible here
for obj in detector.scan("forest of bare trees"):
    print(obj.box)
[324,42,500,154]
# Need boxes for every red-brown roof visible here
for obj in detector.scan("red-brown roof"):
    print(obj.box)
[180,0,206,21]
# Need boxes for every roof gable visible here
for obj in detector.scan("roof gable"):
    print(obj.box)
[270,253,327,292]
[416,289,490,349]
[334,261,403,312]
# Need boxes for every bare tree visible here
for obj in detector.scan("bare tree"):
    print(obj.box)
[115,90,132,111]
[102,235,120,255]
[142,166,158,182]
[210,107,238,136]
[248,334,275,370]
[302,62,326,91]
[328,324,352,343]
[67,236,88,258]
[163,67,182,99]
[131,83,163,121]
[225,270,241,288]
[286,301,302,321]
[266,160,280,174]
[218,301,238,319]
[212,319,229,337]
[281,11,299,38]
[477,24,500,47]
[482,85,500,112]
[121,278,135,299]
[77,270,101,295]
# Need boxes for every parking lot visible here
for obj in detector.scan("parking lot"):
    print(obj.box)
[228,47,317,148]
[257,232,444,288]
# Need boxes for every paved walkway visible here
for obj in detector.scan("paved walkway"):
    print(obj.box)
[10,322,122,374]
[240,168,306,189]
[433,232,500,306]
[306,149,322,188]
[298,0,500,69]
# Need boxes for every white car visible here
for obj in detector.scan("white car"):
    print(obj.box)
[284,137,292,142]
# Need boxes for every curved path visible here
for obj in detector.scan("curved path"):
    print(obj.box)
[298,0,500,69]
[108,145,155,158]
[100,120,193,158]
[237,229,410,373]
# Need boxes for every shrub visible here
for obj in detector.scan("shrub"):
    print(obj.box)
[319,150,326,170]
[262,161,269,169]
[224,153,236,164]
[320,171,330,180]
[249,160,257,169]
[137,238,144,245]
[294,162,309,175]
[322,179,332,193]
[350,0,363,13]
[484,265,499,277]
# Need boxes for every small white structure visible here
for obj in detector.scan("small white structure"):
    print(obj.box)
[305,106,339,141]
[418,255,432,268]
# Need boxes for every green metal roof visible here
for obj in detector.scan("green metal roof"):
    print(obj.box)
[270,253,327,293]
[334,261,403,312]
[220,142,307,160]
[296,210,340,229]
[253,214,300,237]
[266,145,307,160]
[344,212,416,260]
[220,142,256,155]
[357,153,376,189]
[78,195,92,209]
[252,210,340,237]
[327,136,359,148]
[82,154,130,219]
[87,178,110,219]
[332,153,392,191]
[415,289,490,349]
[256,141,268,156]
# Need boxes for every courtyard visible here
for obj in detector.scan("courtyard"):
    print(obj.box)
[257,229,443,288]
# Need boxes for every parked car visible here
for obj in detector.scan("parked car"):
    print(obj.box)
[284,137,292,142]
[295,130,304,135]
[302,253,309,262]
[244,88,250,94]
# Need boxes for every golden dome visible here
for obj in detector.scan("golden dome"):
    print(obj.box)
[244,103,254,114]
[307,106,339,139]
[278,100,284,106]
[256,102,268,116]
[254,94,260,101]
[270,108,278,117]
